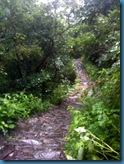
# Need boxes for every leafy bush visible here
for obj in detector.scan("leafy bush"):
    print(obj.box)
[0,92,50,134]
[81,56,99,81]
[64,60,120,160]
[65,119,120,160]
[52,57,76,84]
[62,61,76,83]
[24,70,52,97]
[0,68,9,93]
[50,83,70,105]
[65,98,120,160]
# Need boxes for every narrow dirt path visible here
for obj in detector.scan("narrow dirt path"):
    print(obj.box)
[0,59,93,160]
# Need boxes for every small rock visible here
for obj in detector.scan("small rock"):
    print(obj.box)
[69,96,79,99]
[28,118,38,125]
[75,102,82,105]
[20,139,42,146]
[43,139,55,144]
[0,145,4,150]
[34,150,61,160]
[9,152,14,157]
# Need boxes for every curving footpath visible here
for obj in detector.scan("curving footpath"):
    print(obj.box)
[0,59,93,160]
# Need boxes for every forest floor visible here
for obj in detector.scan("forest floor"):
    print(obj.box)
[0,59,94,160]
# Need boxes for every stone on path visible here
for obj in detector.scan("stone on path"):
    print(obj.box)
[20,139,42,146]
[34,150,61,160]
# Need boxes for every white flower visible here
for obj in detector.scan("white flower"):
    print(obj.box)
[83,136,89,141]
[74,127,86,133]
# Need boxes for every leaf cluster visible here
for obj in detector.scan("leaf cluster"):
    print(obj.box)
[0,92,50,134]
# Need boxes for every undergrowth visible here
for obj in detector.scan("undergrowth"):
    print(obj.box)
[50,83,71,105]
[64,60,120,160]
[0,92,50,134]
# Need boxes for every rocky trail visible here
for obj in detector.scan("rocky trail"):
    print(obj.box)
[0,59,93,160]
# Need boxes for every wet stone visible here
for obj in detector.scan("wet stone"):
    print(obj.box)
[34,150,61,160]
[28,118,38,125]
[43,139,55,144]
[9,152,14,157]
[20,139,42,146]
[0,145,4,150]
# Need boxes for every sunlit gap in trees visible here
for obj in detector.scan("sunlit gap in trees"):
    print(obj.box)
[36,0,85,25]
[36,0,83,5]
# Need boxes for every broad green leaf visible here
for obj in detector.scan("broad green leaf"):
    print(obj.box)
[77,147,84,160]
[8,124,15,129]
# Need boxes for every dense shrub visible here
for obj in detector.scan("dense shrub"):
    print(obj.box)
[50,83,70,105]
[64,59,120,160]
[0,92,50,134]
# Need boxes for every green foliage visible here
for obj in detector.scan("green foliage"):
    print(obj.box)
[0,68,9,93]
[64,7,120,158]
[65,94,120,160]
[64,58,120,160]
[0,0,76,96]
[97,62,120,109]
[61,59,76,83]
[81,57,99,81]
[47,59,76,105]
[0,92,50,134]
[50,83,70,105]
[68,8,120,68]
[65,121,120,160]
